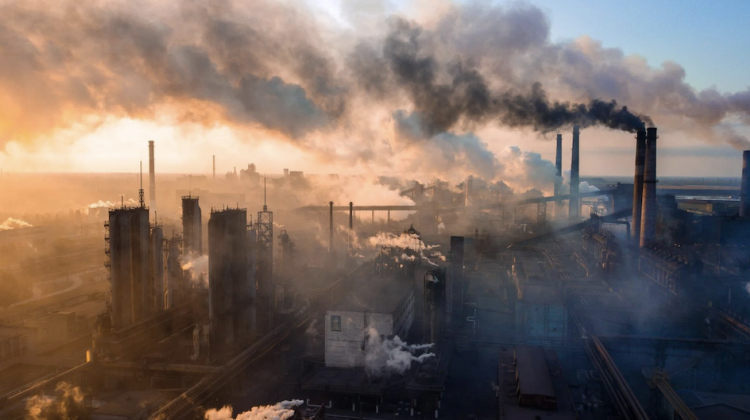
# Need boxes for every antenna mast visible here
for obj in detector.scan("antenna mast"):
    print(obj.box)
[139,161,145,208]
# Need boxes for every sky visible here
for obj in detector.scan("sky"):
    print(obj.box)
[0,0,749,178]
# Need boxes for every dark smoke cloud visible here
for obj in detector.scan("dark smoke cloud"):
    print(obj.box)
[0,0,341,143]
[362,17,651,135]
[0,0,749,155]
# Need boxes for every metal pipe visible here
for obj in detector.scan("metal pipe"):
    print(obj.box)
[569,126,580,221]
[554,134,562,196]
[148,140,156,212]
[348,202,353,254]
[632,130,646,242]
[329,201,334,253]
[640,127,658,247]
[741,151,750,217]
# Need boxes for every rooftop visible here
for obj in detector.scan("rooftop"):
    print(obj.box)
[332,276,414,314]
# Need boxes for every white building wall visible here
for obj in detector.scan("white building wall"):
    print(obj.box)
[324,310,394,368]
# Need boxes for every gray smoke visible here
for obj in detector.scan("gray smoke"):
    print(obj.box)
[373,18,652,134]
[0,0,748,152]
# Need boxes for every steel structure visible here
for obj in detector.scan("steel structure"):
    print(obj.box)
[256,177,274,331]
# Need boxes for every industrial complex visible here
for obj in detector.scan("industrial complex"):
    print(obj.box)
[1,126,750,420]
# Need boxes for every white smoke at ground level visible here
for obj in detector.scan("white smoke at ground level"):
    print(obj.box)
[204,400,304,420]
[365,327,434,376]
[0,217,33,231]
[180,255,208,287]
[25,382,87,420]
[368,232,436,252]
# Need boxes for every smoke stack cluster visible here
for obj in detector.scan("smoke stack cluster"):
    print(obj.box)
[148,141,156,213]
[568,126,580,221]
[639,127,658,247]
[741,151,750,218]
[632,130,647,242]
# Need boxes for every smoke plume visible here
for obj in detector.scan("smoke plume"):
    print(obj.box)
[25,382,87,420]
[180,255,208,287]
[365,327,434,376]
[204,400,303,420]
[0,217,33,231]
[1,0,749,180]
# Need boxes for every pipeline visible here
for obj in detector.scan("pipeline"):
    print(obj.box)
[0,360,91,408]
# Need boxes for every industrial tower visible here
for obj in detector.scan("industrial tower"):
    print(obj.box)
[256,177,273,332]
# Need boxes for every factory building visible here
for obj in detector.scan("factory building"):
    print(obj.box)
[498,346,577,419]
[512,252,568,344]
[182,195,202,255]
[106,206,153,329]
[324,277,415,368]
[208,208,255,348]
[165,234,185,309]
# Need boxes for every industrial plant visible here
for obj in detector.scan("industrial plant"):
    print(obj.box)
[2,0,750,419]
[0,125,749,420]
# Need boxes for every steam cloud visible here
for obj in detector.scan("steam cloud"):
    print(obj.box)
[365,327,434,376]
[180,255,208,287]
[25,382,87,420]
[0,217,33,231]
[204,400,304,420]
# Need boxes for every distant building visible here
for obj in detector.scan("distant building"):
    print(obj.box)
[0,325,33,364]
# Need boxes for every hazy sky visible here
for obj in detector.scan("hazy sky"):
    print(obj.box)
[1,0,749,178]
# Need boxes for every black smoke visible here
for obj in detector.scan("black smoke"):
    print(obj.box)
[373,17,651,135]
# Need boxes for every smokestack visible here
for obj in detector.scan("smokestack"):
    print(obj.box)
[568,126,580,221]
[348,202,353,255]
[464,176,473,207]
[640,127,658,247]
[148,141,156,212]
[554,134,562,196]
[632,130,647,241]
[741,151,750,218]
[212,155,216,180]
[329,201,334,253]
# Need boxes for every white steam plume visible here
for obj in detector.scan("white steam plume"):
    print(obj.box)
[0,217,33,231]
[365,327,434,376]
[25,382,87,420]
[204,400,304,420]
[180,255,208,287]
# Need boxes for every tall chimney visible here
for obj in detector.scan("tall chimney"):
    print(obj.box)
[348,202,353,254]
[329,201,334,253]
[554,134,562,196]
[741,151,750,218]
[632,130,647,242]
[212,155,216,180]
[568,126,580,221]
[148,141,156,212]
[640,127,658,247]
[464,176,473,207]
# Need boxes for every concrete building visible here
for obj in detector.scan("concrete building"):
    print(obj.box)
[208,208,254,348]
[324,277,415,368]
[0,325,33,364]
[182,195,202,255]
[512,251,568,343]
[149,226,164,312]
[24,300,104,346]
[107,207,151,329]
